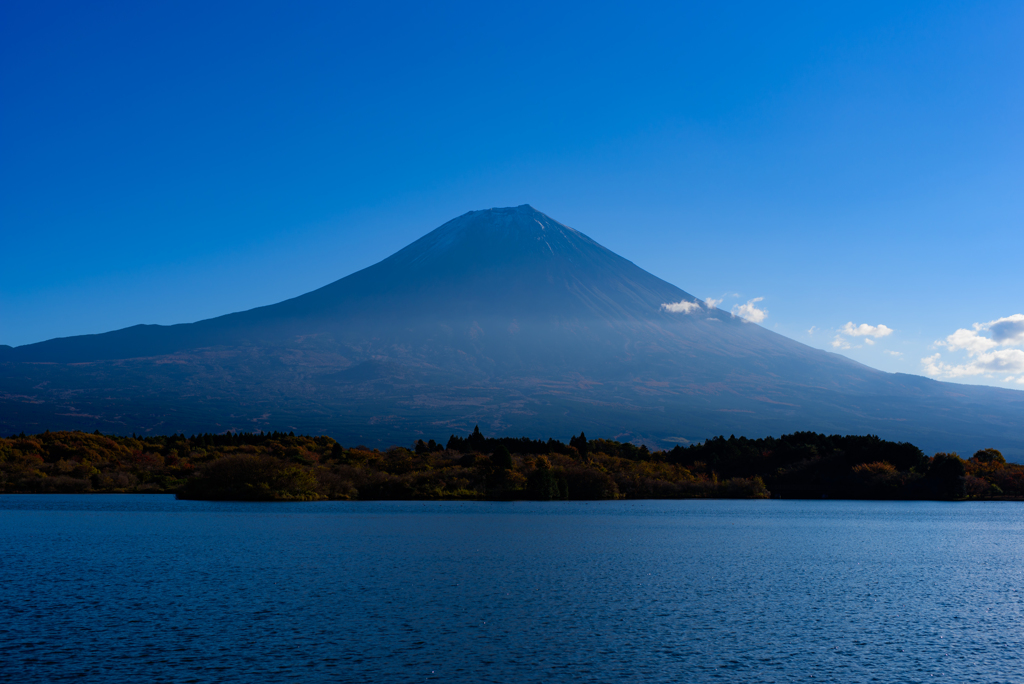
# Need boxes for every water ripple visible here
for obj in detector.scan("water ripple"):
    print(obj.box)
[1,497,1021,683]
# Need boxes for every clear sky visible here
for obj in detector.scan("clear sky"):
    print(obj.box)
[2,1,1022,388]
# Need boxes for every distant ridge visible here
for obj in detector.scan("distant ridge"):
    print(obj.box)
[2,205,1022,458]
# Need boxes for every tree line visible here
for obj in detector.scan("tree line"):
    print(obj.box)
[0,427,1020,501]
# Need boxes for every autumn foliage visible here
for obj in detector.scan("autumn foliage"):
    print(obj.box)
[0,428,1019,501]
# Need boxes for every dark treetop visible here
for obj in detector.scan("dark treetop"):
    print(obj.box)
[2,428,1019,502]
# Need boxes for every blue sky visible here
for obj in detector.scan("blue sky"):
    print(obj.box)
[2,0,1022,388]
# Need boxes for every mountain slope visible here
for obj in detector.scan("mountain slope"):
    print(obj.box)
[2,205,1022,457]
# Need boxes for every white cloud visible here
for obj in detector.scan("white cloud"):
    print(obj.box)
[939,314,1024,353]
[705,297,723,309]
[941,327,998,355]
[807,326,817,336]
[976,349,1024,373]
[926,313,1024,381]
[989,314,1024,346]
[661,300,701,314]
[884,350,902,357]
[922,349,1024,378]
[922,354,941,375]
[840,322,894,338]
[830,321,893,349]
[732,297,767,323]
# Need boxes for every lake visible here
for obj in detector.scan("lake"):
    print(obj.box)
[1,496,1021,683]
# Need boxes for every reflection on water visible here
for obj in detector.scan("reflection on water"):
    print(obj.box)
[1,496,1022,683]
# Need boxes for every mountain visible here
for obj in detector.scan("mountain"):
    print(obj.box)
[2,205,1023,457]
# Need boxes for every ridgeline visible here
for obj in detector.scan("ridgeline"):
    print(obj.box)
[5,205,1023,460]
[1,428,1020,501]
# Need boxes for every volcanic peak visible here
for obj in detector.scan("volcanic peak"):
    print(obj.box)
[388,204,598,268]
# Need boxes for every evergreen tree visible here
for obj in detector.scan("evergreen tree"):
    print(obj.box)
[468,425,486,451]
[569,432,588,458]
[491,445,513,470]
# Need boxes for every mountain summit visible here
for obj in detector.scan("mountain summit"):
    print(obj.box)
[2,206,1022,456]
[253,203,711,326]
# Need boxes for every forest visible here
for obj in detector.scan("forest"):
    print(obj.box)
[0,427,1021,502]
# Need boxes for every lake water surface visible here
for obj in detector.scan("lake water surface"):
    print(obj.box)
[1,496,1022,683]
